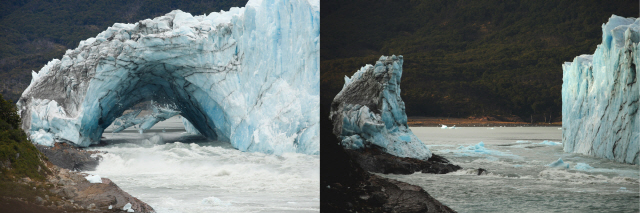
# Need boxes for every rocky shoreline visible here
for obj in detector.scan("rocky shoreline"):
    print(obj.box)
[5,142,154,213]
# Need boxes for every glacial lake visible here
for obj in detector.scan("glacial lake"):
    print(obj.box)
[86,116,320,213]
[381,127,639,213]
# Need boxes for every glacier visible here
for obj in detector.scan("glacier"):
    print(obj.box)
[329,55,432,160]
[562,15,639,164]
[17,0,320,155]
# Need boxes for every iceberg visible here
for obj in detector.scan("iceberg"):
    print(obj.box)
[562,15,639,164]
[547,158,570,169]
[17,0,320,155]
[329,55,432,160]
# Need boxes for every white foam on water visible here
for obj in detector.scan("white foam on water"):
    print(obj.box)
[87,117,319,213]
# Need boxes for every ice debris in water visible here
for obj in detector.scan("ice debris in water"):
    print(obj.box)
[539,140,562,146]
[574,163,594,171]
[515,140,530,143]
[16,0,320,155]
[562,15,639,164]
[108,205,112,209]
[441,125,456,129]
[617,187,630,193]
[329,55,432,160]
[84,174,102,183]
[547,158,570,169]
[201,197,231,206]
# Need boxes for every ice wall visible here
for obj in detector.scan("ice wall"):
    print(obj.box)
[562,15,639,164]
[17,0,319,155]
[329,55,432,160]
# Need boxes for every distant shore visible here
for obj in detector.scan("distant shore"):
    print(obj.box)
[407,117,562,127]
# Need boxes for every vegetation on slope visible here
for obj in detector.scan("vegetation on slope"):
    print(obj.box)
[0,0,248,102]
[321,0,638,122]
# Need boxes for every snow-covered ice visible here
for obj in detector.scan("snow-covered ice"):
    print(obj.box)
[329,55,432,160]
[562,15,639,164]
[17,0,320,155]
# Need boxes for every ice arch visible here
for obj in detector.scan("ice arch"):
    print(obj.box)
[17,0,320,155]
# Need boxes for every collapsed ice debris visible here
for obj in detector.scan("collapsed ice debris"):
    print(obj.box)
[562,15,639,164]
[329,55,432,160]
[110,102,179,133]
[17,0,320,155]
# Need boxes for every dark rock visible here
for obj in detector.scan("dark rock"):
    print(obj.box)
[321,108,456,212]
[477,168,487,175]
[35,142,101,171]
[35,196,44,205]
[346,146,461,174]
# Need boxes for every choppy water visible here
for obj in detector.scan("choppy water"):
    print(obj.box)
[381,127,639,213]
[87,117,319,213]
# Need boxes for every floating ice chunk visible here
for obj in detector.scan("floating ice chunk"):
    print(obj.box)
[447,141,520,159]
[108,205,112,209]
[84,174,102,183]
[440,125,457,129]
[201,197,231,206]
[617,187,630,193]
[539,140,562,146]
[547,158,570,169]
[574,163,594,171]
[516,140,530,143]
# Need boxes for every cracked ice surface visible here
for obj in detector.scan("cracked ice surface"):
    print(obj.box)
[329,55,432,160]
[562,15,639,164]
[17,0,319,155]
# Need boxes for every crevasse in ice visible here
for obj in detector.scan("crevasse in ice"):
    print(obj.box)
[17,0,320,155]
[329,55,432,160]
[562,15,639,164]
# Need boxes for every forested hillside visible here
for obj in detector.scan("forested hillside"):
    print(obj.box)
[0,0,247,102]
[321,0,638,122]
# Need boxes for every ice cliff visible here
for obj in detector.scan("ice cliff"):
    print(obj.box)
[17,0,320,155]
[562,15,639,164]
[329,55,432,160]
